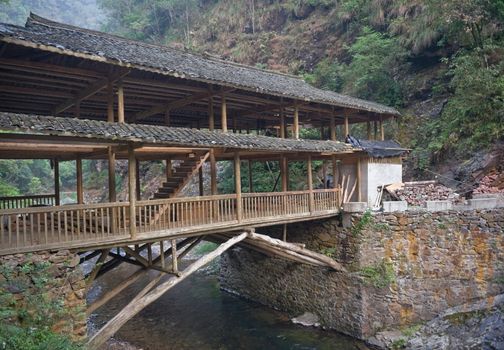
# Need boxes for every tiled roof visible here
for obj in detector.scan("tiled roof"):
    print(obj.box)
[348,138,408,158]
[0,112,356,154]
[0,14,400,117]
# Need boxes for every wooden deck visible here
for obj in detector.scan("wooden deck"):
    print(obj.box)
[0,189,341,255]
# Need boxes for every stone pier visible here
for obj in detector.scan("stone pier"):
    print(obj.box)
[0,250,87,341]
[220,208,504,345]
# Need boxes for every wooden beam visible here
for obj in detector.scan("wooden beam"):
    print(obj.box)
[86,249,111,290]
[210,149,217,195]
[135,160,141,200]
[344,113,349,138]
[198,168,204,196]
[171,239,178,274]
[280,107,286,139]
[54,159,60,206]
[221,94,228,132]
[357,158,362,202]
[293,105,299,139]
[281,155,288,192]
[135,88,234,121]
[87,232,248,350]
[76,157,83,204]
[307,155,314,213]
[107,81,114,123]
[117,81,125,123]
[330,115,336,141]
[234,152,242,222]
[367,121,371,140]
[380,115,385,140]
[128,145,137,238]
[108,147,116,202]
[53,69,129,115]
[208,95,215,131]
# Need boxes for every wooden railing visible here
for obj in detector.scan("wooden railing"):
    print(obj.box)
[0,189,341,254]
[0,202,129,251]
[0,194,56,209]
[313,188,342,212]
[136,194,237,233]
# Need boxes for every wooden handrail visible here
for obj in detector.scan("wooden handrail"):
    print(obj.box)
[0,194,56,210]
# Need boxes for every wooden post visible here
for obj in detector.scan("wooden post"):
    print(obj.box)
[198,168,204,196]
[221,94,227,132]
[135,160,141,200]
[171,239,178,274]
[128,145,137,239]
[108,147,116,202]
[307,155,314,213]
[234,152,242,223]
[76,157,83,204]
[344,113,349,138]
[367,121,371,140]
[357,158,362,202]
[322,161,328,189]
[380,116,385,141]
[374,121,378,140]
[75,101,81,119]
[54,159,60,206]
[248,160,253,192]
[293,105,299,139]
[332,156,337,189]
[107,81,114,123]
[210,149,217,195]
[320,125,325,140]
[164,110,170,127]
[330,115,336,141]
[165,158,172,180]
[280,107,286,139]
[117,81,125,123]
[280,156,288,192]
[208,97,215,131]
[160,241,165,268]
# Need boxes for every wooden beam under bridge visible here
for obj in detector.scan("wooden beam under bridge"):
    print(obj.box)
[86,230,345,349]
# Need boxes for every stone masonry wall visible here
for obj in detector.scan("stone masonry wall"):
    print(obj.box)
[0,250,87,341]
[220,208,504,340]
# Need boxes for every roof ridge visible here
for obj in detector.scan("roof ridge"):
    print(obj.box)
[27,13,304,81]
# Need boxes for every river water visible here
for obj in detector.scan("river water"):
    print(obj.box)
[87,259,365,350]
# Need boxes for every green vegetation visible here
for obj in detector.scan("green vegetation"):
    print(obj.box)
[359,259,396,288]
[193,241,218,256]
[390,338,407,350]
[0,261,83,349]
[350,210,372,236]
[0,0,105,29]
[320,246,337,258]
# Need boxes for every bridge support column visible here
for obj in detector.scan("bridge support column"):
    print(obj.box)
[76,157,83,204]
[234,152,242,223]
[53,159,60,206]
[128,145,137,239]
[307,155,314,213]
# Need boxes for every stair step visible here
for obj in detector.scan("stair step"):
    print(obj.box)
[175,166,196,172]
[154,193,172,199]
[158,187,176,194]
[163,180,184,187]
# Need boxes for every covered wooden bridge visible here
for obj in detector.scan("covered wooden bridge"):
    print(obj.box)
[0,14,403,347]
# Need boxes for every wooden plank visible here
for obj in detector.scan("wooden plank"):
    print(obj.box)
[307,155,314,213]
[107,81,114,122]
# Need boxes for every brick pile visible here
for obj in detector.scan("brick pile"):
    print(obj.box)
[474,171,504,194]
[385,181,460,207]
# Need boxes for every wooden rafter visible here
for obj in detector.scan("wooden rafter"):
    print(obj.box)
[52,68,130,115]
[134,87,235,121]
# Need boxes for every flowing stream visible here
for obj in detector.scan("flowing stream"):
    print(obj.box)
[87,256,365,350]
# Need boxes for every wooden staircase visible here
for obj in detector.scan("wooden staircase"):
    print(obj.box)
[153,151,210,199]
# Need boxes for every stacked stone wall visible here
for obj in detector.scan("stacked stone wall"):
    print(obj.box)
[220,208,504,340]
[0,250,87,340]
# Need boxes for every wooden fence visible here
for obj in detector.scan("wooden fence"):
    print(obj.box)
[0,189,341,254]
[0,194,56,209]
